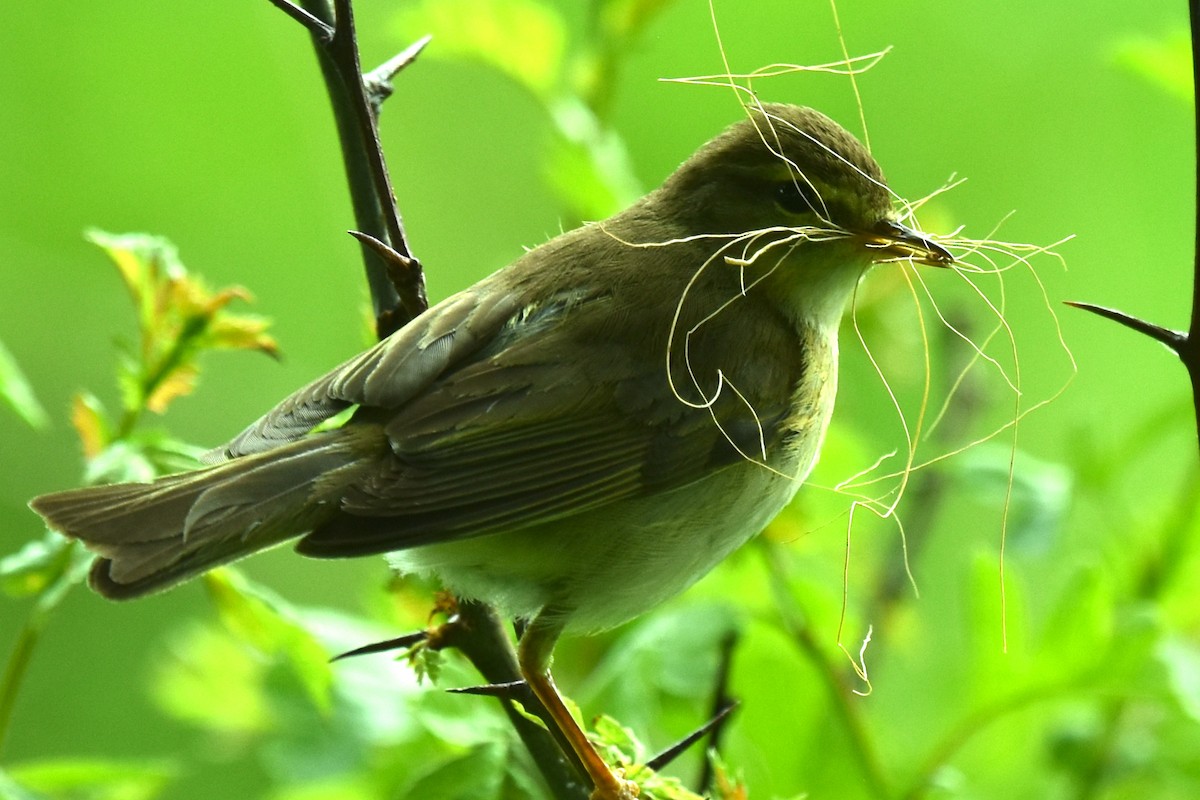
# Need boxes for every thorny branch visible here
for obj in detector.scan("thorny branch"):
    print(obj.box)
[268,2,587,796]
[287,0,428,337]
[1066,0,1200,455]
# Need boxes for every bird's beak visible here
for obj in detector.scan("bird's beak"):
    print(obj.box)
[864,219,954,267]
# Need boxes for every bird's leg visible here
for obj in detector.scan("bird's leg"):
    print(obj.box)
[518,614,639,800]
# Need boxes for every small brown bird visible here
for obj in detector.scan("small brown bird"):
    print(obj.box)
[32,103,950,799]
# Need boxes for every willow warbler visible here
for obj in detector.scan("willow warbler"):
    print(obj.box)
[32,103,950,799]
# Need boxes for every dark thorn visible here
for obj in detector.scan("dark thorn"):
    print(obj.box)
[1064,301,1187,353]
[645,701,740,772]
[349,230,423,337]
[448,680,531,698]
[330,631,427,662]
[696,630,739,792]
[348,230,420,282]
[364,35,433,110]
[266,0,334,43]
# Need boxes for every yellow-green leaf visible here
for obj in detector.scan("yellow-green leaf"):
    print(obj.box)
[1115,29,1193,105]
[0,339,48,429]
[69,393,110,458]
[396,0,566,98]
[203,569,335,714]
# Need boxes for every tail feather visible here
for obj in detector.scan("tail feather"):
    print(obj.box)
[30,427,385,599]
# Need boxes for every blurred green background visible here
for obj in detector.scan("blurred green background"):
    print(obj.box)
[2,1,1197,799]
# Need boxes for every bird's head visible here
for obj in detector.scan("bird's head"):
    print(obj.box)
[653,103,952,326]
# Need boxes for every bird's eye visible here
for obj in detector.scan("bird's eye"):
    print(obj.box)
[775,179,824,216]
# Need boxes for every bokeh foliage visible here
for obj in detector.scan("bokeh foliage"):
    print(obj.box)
[1,1,1197,798]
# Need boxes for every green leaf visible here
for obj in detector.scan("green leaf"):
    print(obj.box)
[703,751,750,800]
[152,620,272,735]
[85,230,185,303]
[584,602,738,703]
[1115,29,1193,105]
[81,441,158,486]
[407,642,444,685]
[81,434,205,486]
[0,533,89,606]
[0,768,47,800]
[590,717,703,800]
[203,569,334,714]
[544,98,642,221]
[592,713,645,764]
[0,339,48,429]
[1036,564,1114,678]
[1159,635,1200,722]
[598,0,676,41]
[85,229,277,419]
[309,404,358,434]
[395,0,566,99]
[5,758,175,800]
[266,776,377,800]
[953,445,1072,555]
[398,743,507,800]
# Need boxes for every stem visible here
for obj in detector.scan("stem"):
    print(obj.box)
[761,540,891,799]
[1064,469,1200,799]
[290,0,427,336]
[898,679,1078,800]
[446,602,590,799]
[270,3,593,793]
[0,539,81,758]
[0,621,40,757]
[1187,0,1200,453]
[1062,0,1200,455]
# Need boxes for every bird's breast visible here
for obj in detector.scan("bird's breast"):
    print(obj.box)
[776,323,840,482]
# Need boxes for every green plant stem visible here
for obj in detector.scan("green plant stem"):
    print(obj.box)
[1066,468,1200,799]
[117,319,204,439]
[0,539,82,758]
[903,469,1200,799]
[897,679,1078,800]
[0,618,40,757]
[761,539,891,799]
[1069,699,1127,800]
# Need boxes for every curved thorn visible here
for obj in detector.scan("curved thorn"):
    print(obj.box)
[1064,300,1187,353]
